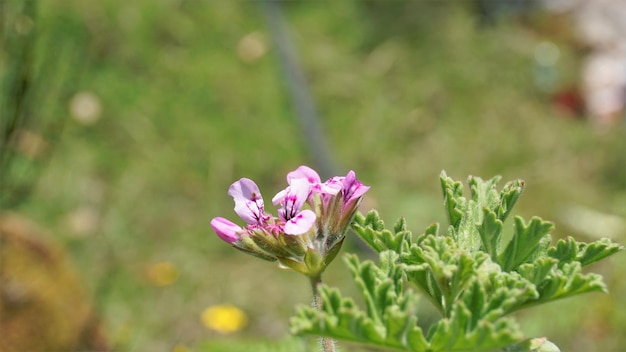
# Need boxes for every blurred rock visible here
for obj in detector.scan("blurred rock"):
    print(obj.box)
[0,213,107,352]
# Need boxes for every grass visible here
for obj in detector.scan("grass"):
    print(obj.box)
[3,1,624,351]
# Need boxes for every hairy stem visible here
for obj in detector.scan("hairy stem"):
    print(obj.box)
[310,274,336,352]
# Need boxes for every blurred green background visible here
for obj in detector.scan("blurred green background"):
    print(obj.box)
[1,1,625,351]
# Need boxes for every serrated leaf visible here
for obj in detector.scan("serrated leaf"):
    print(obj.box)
[353,212,412,254]
[292,174,622,352]
[498,217,554,272]
[364,210,386,231]
[517,257,558,287]
[394,217,408,233]
[462,280,487,329]
[291,252,431,352]
[477,207,503,260]
[574,238,623,267]
[548,237,624,268]
[468,174,502,213]
[424,223,439,236]
[482,270,538,315]
[546,236,578,263]
[497,179,525,222]
[441,171,464,228]
[518,262,607,309]
[429,301,523,351]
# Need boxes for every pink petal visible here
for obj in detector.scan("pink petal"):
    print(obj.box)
[284,209,316,235]
[233,201,264,224]
[275,178,311,221]
[288,178,311,210]
[271,188,288,206]
[228,178,265,224]
[228,178,263,203]
[317,177,342,195]
[287,165,321,185]
[211,217,241,243]
[342,170,370,202]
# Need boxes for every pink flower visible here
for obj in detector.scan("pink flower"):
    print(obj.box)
[273,178,316,235]
[210,165,370,277]
[339,170,370,211]
[211,217,242,243]
[284,210,316,235]
[287,165,341,198]
[286,165,321,184]
[228,178,268,225]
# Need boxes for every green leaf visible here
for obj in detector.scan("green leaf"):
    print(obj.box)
[440,171,464,228]
[546,236,578,263]
[424,223,439,237]
[548,237,624,267]
[576,238,624,266]
[517,257,558,287]
[498,217,554,272]
[291,252,430,352]
[481,270,538,315]
[497,179,525,222]
[533,261,608,303]
[352,210,412,254]
[477,207,503,260]
[292,173,623,352]
[468,175,502,213]
[428,301,523,351]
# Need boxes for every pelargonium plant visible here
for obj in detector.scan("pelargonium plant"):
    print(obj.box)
[211,166,369,351]
[211,166,623,352]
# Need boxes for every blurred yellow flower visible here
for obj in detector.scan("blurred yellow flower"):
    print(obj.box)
[146,261,179,287]
[201,304,248,334]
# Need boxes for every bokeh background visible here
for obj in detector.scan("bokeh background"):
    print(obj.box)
[1,1,625,351]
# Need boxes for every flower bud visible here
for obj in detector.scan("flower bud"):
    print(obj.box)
[210,217,241,244]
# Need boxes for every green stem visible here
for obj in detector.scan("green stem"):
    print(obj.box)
[310,274,336,352]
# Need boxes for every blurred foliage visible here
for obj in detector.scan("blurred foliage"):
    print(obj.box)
[0,0,623,351]
[0,0,83,208]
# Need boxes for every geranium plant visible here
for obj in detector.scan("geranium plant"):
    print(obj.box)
[211,165,369,351]
[211,167,622,352]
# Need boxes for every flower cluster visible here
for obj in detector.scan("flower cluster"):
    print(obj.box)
[211,166,369,277]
